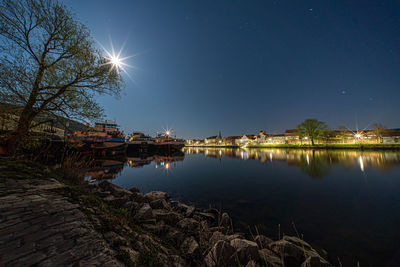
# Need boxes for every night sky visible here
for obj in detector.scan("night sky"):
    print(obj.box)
[65,0,400,139]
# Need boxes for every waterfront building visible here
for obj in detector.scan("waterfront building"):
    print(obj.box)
[236,134,257,146]
[186,139,204,146]
[284,129,300,144]
[270,134,286,144]
[204,134,222,145]
[381,129,400,143]
[187,128,400,147]
[257,131,268,143]
[223,136,241,146]
[0,108,86,138]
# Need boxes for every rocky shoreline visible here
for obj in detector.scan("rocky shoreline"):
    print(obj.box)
[0,159,333,266]
[83,179,333,267]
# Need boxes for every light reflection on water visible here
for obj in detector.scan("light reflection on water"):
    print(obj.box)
[88,148,400,266]
[184,147,400,178]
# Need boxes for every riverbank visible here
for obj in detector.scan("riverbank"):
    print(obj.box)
[185,145,237,148]
[248,143,400,150]
[187,143,400,150]
[0,158,333,266]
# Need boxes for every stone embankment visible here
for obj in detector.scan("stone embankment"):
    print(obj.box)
[0,162,122,266]
[0,160,332,266]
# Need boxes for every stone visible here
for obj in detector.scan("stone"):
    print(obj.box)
[134,203,154,221]
[219,212,230,228]
[226,233,245,241]
[142,223,161,232]
[150,199,170,210]
[104,231,127,247]
[185,206,195,217]
[94,190,111,198]
[283,235,312,250]
[194,211,216,222]
[270,236,332,267]
[204,240,236,267]
[258,248,282,267]
[131,192,147,203]
[128,187,140,193]
[110,196,131,207]
[138,233,161,248]
[103,195,116,202]
[177,218,199,232]
[204,208,220,216]
[123,201,140,210]
[269,239,306,267]
[165,226,186,246]
[176,202,196,217]
[144,191,169,202]
[180,236,200,257]
[255,235,273,249]
[153,209,183,225]
[209,231,228,247]
[230,238,260,264]
[301,255,332,267]
[98,181,132,198]
[119,246,140,266]
[168,200,180,209]
[246,260,260,267]
[209,226,226,232]
[171,255,186,267]
[10,251,47,266]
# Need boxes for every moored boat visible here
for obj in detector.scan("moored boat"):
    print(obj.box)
[126,132,155,153]
[153,135,185,150]
[127,131,185,153]
[68,121,126,155]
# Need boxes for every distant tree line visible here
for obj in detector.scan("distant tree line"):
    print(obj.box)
[296,119,387,145]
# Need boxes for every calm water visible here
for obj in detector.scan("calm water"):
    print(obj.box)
[93,148,400,266]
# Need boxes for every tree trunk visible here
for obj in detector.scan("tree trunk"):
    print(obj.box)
[3,108,35,154]
[311,137,315,146]
[3,64,45,154]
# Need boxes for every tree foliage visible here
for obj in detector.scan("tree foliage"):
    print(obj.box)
[371,123,386,143]
[297,119,328,145]
[0,0,122,150]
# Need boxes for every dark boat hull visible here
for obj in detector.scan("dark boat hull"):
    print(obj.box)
[127,143,183,154]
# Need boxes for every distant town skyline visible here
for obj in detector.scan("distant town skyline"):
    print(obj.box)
[65,0,400,139]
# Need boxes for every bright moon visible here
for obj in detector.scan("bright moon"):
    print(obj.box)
[110,55,122,69]
[98,38,134,76]
[104,52,130,73]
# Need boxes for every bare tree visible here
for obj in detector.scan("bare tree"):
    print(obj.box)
[0,0,122,152]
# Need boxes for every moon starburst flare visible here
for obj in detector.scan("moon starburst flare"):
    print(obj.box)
[103,50,132,74]
[97,37,135,78]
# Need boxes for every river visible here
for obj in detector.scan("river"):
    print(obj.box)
[90,148,400,266]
